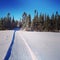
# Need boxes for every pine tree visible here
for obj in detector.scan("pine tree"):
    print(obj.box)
[33,10,38,31]
[22,12,27,28]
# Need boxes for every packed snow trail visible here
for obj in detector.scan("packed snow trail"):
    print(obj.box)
[9,31,38,60]
[20,32,38,60]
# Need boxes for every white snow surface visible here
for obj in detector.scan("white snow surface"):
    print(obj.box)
[0,30,14,60]
[9,31,60,60]
[0,30,60,60]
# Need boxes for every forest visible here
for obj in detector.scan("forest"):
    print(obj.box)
[0,10,60,32]
[0,13,20,30]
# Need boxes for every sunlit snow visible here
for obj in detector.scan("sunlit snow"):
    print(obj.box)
[0,30,60,60]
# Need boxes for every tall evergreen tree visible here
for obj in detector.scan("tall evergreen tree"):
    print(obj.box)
[22,12,27,28]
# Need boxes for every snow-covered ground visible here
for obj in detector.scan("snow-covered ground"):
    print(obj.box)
[0,30,60,60]
[9,31,60,60]
[0,30,14,60]
[19,31,60,60]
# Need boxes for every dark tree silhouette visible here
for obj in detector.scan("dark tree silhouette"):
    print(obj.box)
[0,11,60,32]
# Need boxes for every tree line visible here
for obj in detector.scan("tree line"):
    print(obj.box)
[0,10,60,32]
[0,13,20,30]
[22,10,60,32]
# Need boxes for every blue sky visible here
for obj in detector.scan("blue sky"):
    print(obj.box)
[0,0,60,20]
